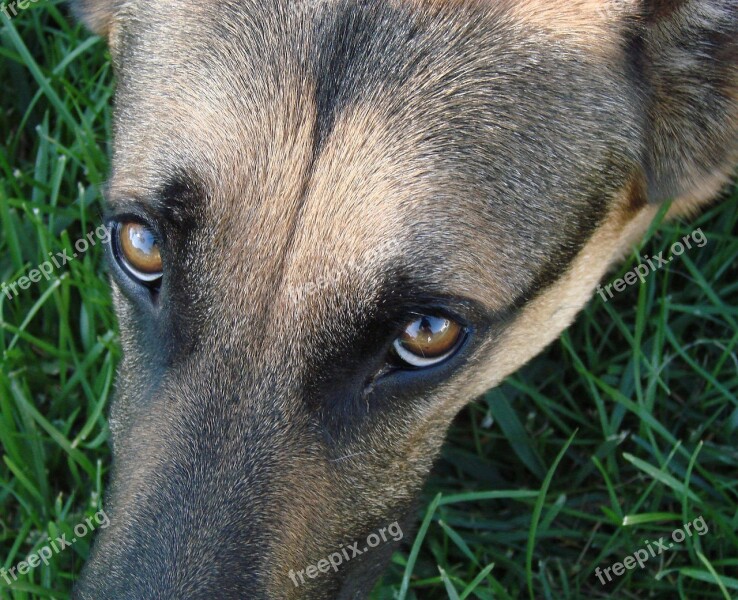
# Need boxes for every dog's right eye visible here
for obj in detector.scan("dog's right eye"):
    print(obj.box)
[112,222,163,285]
[391,315,466,368]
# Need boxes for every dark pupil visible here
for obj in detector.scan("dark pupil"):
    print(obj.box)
[419,316,443,341]
[400,315,460,359]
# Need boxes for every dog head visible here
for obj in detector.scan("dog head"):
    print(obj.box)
[71,1,736,598]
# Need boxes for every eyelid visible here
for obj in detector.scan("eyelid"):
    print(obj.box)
[105,209,166,245]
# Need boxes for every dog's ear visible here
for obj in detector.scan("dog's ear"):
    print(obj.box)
[636,0,738,203]
[69,0,118,38]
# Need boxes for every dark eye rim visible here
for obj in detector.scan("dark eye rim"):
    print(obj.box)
[109,219,164,287]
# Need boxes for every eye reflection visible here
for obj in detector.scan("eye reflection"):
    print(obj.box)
[393,315,465,368]
[115,222,163,283]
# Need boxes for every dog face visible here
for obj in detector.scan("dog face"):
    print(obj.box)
[71,1,736,598]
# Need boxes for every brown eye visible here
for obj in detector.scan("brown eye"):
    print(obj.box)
[393,315,465,368]
[114,222,163,283]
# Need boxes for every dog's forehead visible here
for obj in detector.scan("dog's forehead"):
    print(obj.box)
[107,0,641,314]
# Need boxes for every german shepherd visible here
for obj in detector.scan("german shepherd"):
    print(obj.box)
[70,0,737,598]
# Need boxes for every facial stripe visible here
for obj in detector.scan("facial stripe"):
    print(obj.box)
[312,1,420,153]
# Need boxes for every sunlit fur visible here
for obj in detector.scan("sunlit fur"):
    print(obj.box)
[71,1,736,598]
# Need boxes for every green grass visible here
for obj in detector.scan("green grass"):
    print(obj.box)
[1,3,737,599]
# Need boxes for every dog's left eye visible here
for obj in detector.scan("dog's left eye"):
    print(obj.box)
[392,315,466,368]
[112,222,163,284]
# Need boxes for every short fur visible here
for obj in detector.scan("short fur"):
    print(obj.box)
[70,1,737,598]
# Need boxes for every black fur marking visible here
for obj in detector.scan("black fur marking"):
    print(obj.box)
[156,171,204,229]
[312,1,421,152]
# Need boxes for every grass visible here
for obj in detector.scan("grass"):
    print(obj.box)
[1,3,737,599]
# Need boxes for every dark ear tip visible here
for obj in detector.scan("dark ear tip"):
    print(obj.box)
[644,176,674,205]
[68,0,116,37]
[643,157,676,204]
[641,0,690,23]
[638,0,738,204]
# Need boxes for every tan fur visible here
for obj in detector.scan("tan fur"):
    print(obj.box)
[401,174,720,441]
[276,105,408,317]
[464,185,660,403]
[410,0,633,52]
[69,0,737,597]
[506,0,635,49]
[666,166,736,219]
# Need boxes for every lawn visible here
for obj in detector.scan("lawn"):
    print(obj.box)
[1,3,737,599]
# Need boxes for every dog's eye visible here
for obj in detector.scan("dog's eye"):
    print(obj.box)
[392,315,466,368]
[113,222,163,284]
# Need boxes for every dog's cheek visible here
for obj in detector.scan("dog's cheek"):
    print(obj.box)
[458,180,661,408]
[107,284,164,444]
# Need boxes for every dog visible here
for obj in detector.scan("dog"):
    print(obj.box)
[69,0,737,598]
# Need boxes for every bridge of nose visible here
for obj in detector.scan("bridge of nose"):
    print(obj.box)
[75,396,332,599]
